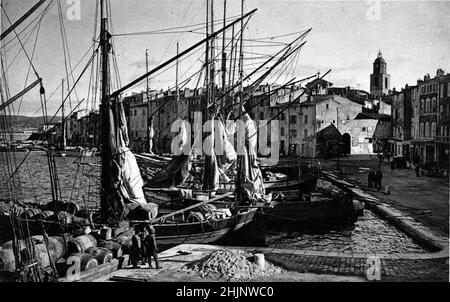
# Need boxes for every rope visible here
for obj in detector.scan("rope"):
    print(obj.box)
[1,5,40,79]
[15,7,44,117]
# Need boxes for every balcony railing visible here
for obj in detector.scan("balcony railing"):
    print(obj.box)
[436,135,450,142]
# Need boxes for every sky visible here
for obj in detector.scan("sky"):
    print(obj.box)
[2,0,450,116]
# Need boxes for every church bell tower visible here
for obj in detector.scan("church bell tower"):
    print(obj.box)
[370,51,390,97]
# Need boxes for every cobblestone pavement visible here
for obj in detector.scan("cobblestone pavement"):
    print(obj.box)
[319,154,449,235]
[265,253,449,282]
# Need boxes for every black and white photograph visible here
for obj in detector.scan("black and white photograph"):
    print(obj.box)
[0,0,449,289]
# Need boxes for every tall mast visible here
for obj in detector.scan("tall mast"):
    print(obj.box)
[203,0,216,191]
[210,0,215,107]
[100,0,111,213]
[61,78,66,149]
[202,0,210,190]
[221,0,227,109]
[238,0,244,117]
[146,49,151,153]
[146,49,150,102]
[176,42,179,102]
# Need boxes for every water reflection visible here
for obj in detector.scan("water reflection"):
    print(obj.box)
[0,151,100,208]
[266,210,429,254]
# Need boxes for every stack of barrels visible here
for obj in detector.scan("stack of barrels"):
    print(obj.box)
[1,227,124,279]
[57,231,120,276]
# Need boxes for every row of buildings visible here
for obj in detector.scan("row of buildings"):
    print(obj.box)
[47,52,449,172]
[390,68,450,168]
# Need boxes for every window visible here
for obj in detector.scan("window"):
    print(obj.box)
[420,99,424,113]
[448,82,450,97]
[385,77,388,88]
[280,113,285,120]
[362,127,367,131]
[431,122,436,138]
[419,123,424,138]
[426,98,430,113]
[289,115,297,124]
[440,84,444,98]
[304,129,308,138]
[259,112,264,120]
[304,115,308,124]
[289,129,297,138]
[425,123,430,138]
[326,104,329,109]
[134,109,137,116]
[432,98,437,113]
[281,127,285,136]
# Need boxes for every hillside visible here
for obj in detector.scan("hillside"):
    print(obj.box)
[0,115,62,130]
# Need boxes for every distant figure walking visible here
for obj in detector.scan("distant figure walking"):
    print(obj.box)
[368,170,375,188]
[389,155,395,170]
[413,154,421,177]
[374,169,383,190]
[144,224,162,269]
[130,227,142,269]
[140,227,148,265]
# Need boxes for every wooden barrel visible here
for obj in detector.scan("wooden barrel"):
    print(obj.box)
[0,248,16,272]
[68,253,98,271]
[65,202,79,215]
[98,241,122,258]
[100,227,112,240]
[21,208,42,219]
[85,247,113,264]
[68,234,97,254]
[0,237,64,272]
[33,243,51,268]
[47,236,67,260]
[34,210,54,220]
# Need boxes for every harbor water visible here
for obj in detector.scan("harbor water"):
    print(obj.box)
[1,151,429,254]
[0,151,100,208]
[266,210,430,254]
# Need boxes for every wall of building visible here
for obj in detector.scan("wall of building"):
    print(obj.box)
[339,119,379,154]
[313,95,363,132]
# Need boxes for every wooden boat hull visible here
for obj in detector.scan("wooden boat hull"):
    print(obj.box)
[264,177,318,192]
[266,193,361,228]
[153,208,265,250]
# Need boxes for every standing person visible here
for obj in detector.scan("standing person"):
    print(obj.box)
[375,168,383,190]
[130,227,142,269]
[140,227,148,265]
[144,224,162,269]
[389,155,395,170]
[368,170,375,188]
[413,153,421,177]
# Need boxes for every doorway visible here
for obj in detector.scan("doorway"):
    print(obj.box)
[342,133,351,155]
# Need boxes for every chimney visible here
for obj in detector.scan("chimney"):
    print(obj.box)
[437,68,445,77]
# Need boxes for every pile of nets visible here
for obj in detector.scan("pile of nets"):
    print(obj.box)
[181,249,283,281]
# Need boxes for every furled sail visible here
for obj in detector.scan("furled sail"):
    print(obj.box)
[100,96,157,221]
[235,110,271,204]
[214,116,237,184]
[145,120,191,188]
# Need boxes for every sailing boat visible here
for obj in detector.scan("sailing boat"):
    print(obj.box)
[0,0,268,280]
